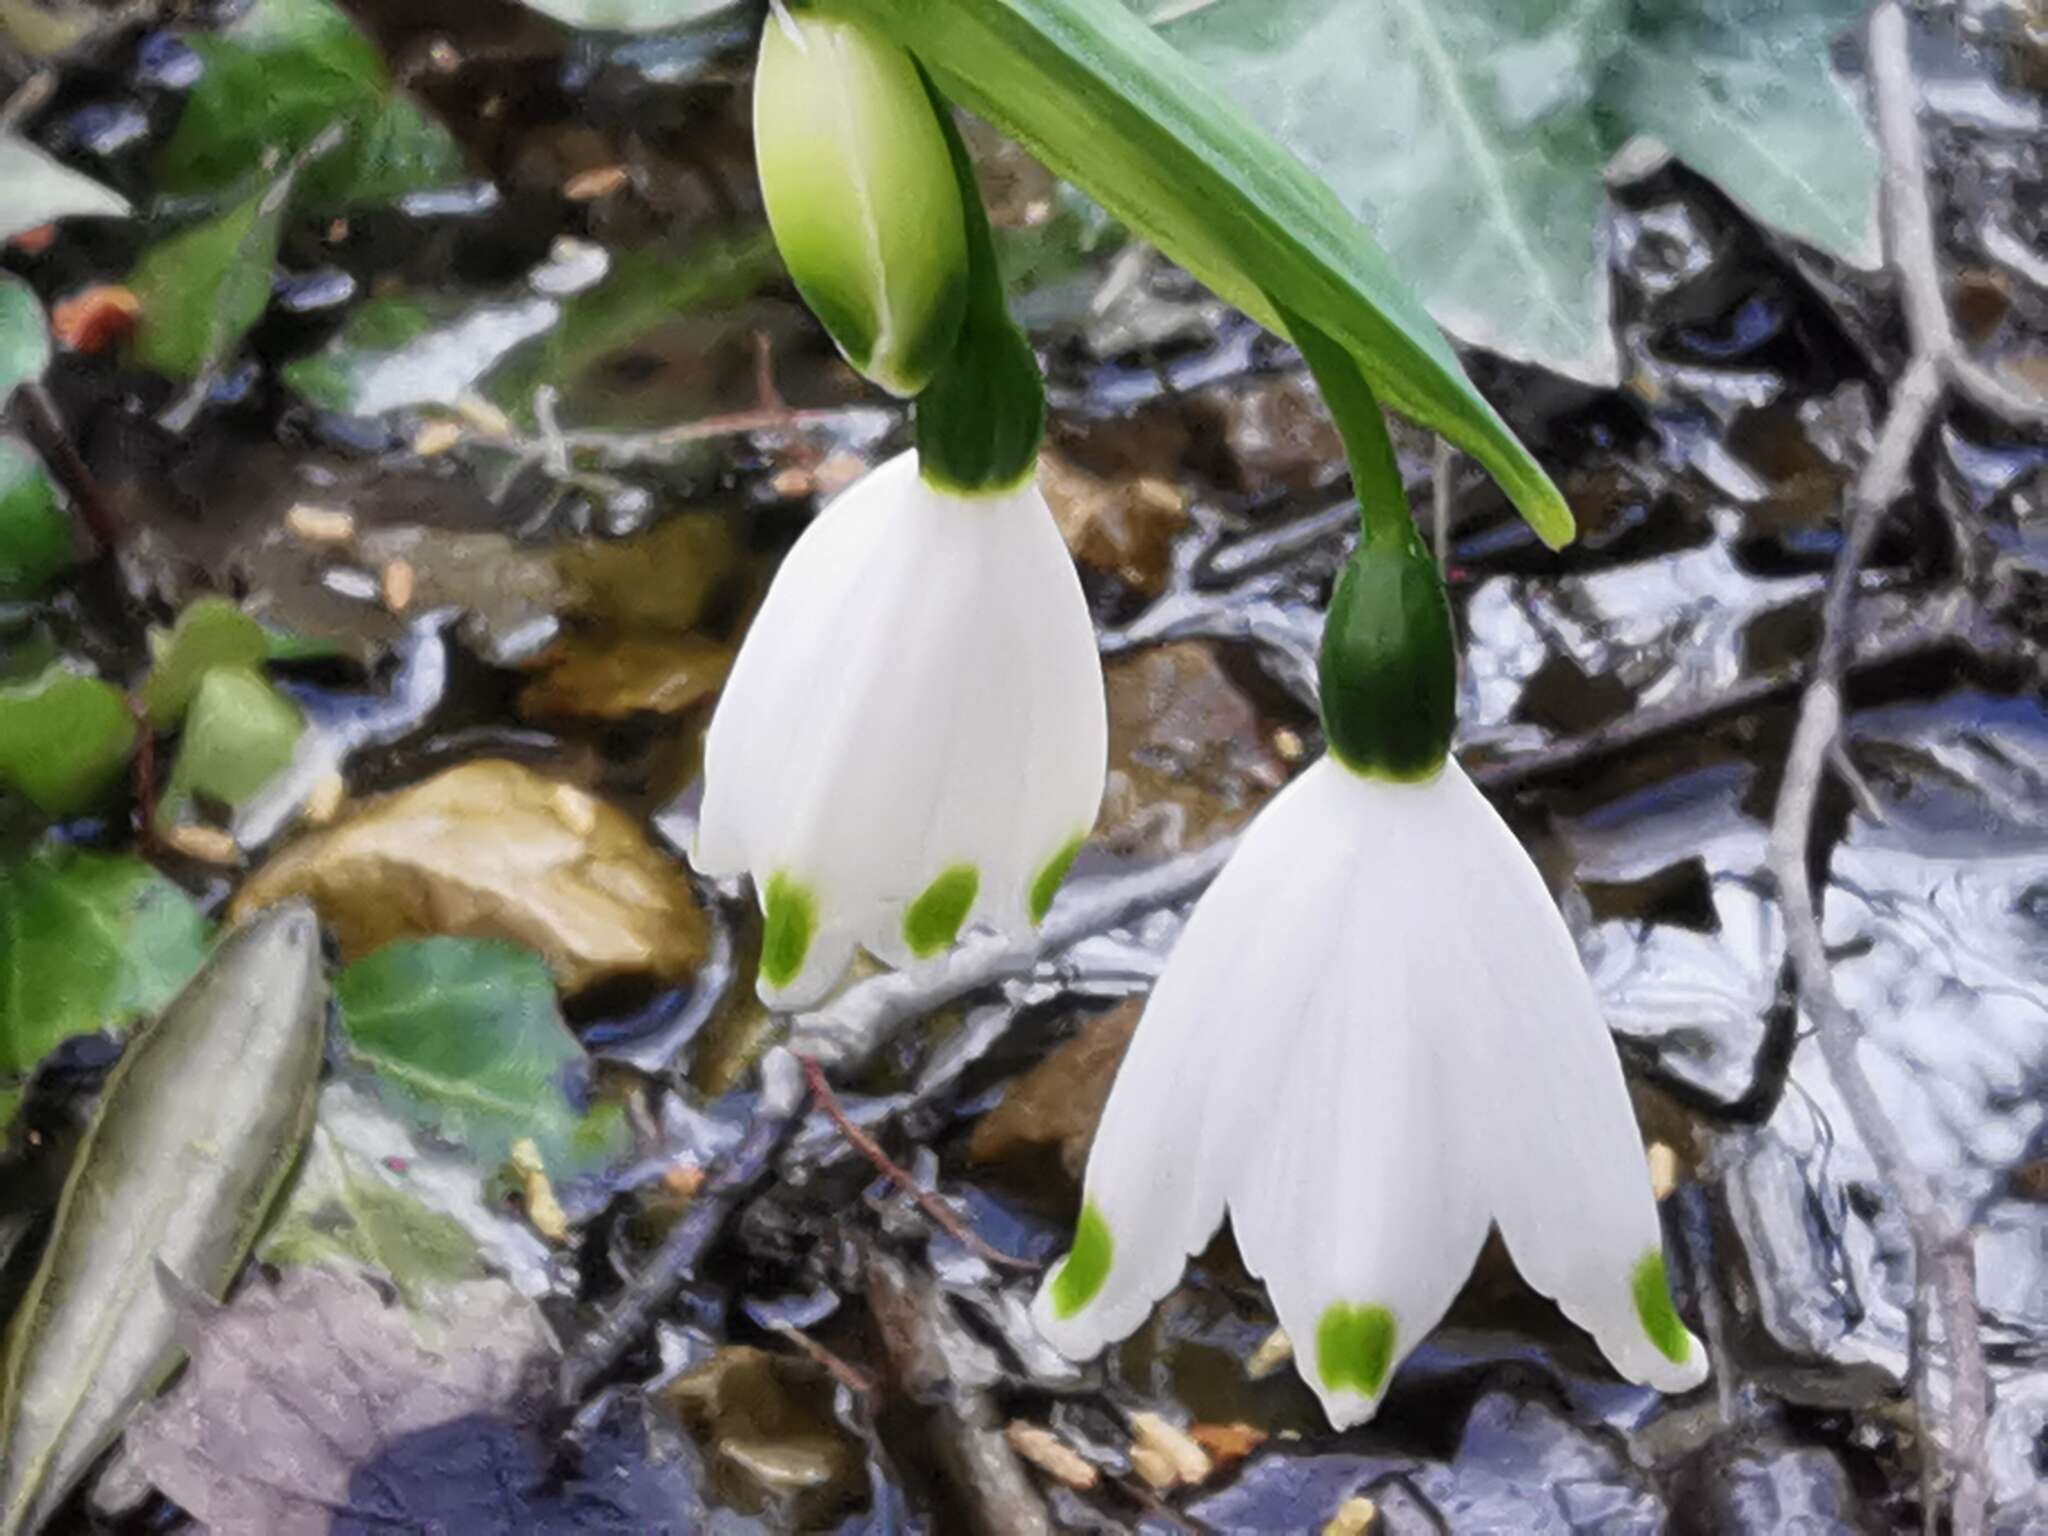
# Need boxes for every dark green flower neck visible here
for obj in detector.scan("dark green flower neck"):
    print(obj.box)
[1318,523,1455,781]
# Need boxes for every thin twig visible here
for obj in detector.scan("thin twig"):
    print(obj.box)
[1762,9,1996,1531]
[0,69,52,133]
[11,383,124,553]
[798,1054,1036,1271]
[1431,437,1455,568]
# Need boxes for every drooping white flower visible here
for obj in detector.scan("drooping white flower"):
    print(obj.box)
[1032,753,1708,1429]
[695,448,1106,1008]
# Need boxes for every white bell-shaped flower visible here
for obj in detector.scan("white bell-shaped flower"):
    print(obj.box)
[1032,753,1708,1429]
[695,449,1106,1008]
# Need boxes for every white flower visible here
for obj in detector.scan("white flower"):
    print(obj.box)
[1032,754,1708,1428]
[695,449,1106,1008]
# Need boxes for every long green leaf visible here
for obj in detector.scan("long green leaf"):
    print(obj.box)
[822,0,1573,546]
[0,904,325,1536]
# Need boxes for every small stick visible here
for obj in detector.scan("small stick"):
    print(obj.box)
[798,1053,1037,1272]
[12,384,125,553]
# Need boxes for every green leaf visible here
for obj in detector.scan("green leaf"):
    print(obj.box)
[126,187,287,380]
[0,849,211,1120]
[141,597,273,728]
[162,666,304,815]
[0,136,131,243]
[1129,0,1877,382]
[156,0,463,210]
[0,904,324,1536]
[335,938,628,1176]
[259,1126,484,1305]
[0,663,137,815]
[482,233,780,421]
[825,0,1572,545]
[1607,0,1879,267]
[0,436,72,598]
[0,277,50,405]
[508,0,742,28]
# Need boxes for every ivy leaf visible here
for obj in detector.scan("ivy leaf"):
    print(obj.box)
[0,850,211,1126]
[336,938,629,1176]
[258,1126,485,1306]
[162,666,304,818]
[156,0,463,210]
[0,436,72,599]
[141,597,273,728]
[0,276,51,405]
[0,136,131,242]
[126,184,287,380]
[0,662,137,815]
[1131,0,1878,382]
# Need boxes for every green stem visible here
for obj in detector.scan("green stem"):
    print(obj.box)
[910,66,1046,497]
[1286,309,1413,556]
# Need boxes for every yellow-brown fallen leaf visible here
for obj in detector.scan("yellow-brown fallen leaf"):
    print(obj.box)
[969,1002,1138,1179]
[1040,448,1186,596]
[1323,1495,1379,1536]
[233,759,707,993]
[1189,1421,1267,1472]
[518,633,734,721]
[508,1138,568,1244]
[1128,1411,1212,1489]
[1004,1421,1098,1490]
[557,513,739,636]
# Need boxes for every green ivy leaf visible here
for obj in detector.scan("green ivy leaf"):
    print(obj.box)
[0,436,72,599]
[156,0,463,210]
[1130,0,1877,382]
[141,597,272,728]
[0,663,137,815]
[336,938,629,1176]
[0,136,131,243]
[162,666,304,817]
[259,1126,484,1305]
[824,0,1573,545]
[126,186,288,380]
[0,277,50,407]
[0,850,211,1127]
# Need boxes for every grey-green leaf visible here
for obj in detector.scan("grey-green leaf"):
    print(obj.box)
[1132,0,1879,383]
[0,278,50,405]
[0,903,326,1536]
[336,937,628,1176]
[826,0,1575,545]
[0,136,131,243]
[1608,0,1879,269]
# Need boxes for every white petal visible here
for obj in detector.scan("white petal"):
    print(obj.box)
[1032,762,1358,1360]
[1426,762,1708,1393]
[1223,764,1492,1429]
[695,451,1107,1005]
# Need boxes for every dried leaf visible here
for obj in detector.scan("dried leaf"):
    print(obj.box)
[556,512,739,636]
[233,758,708,992]
[0,904,326,1536]
[518,632,733,721]
[118,1268,552,1536]
[969,1002,1138,1179]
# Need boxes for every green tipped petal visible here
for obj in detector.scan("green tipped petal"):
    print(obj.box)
[755,9,968,396]
[1632,1249,1693,1367]
[1049,1202,1113,1319]
[1028,834,1085,925]
[760,873,819,991]
[903,863,978,957]
[1316,1302,1396,1399]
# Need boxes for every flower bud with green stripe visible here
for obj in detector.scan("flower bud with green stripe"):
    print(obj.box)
[1032,318,1706,1428]
[695,30,1105,1009]
[754,5,966,396]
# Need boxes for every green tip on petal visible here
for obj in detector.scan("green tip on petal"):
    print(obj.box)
[1028,834,1085,926]
[1632,1248,1693,1367]
[1049,1202,1113,1319]
[760,873,818,991]
[903,863,978,957]
[1316,1302,1396,1399]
